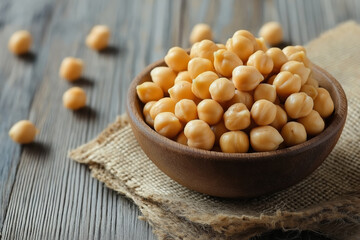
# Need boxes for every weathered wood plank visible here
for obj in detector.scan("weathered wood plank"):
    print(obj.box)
[0,0,359,239]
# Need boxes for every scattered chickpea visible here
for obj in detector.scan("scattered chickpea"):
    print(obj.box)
[313,88,334,118]
[191,71,218,99]
[150,97,176,120]
[220,131,249,153]
[232,66,264,91]
[226,35,254,62]
[184,120,215,150]
[175,71,192,84]
[213,49,243,77]
[272,71,302,98]
[174,99,198,123]
[270,105,288,130]
[154,112,182,138]
[300,84,318,100]
[224,90,254,111]
[9,120,38,144]
[63,87,87,110]
[284,92,313,119]
[143,101,156,127]
[281,122,307,146]
[197,99,223,125]
[223,103,251,130]
[86,25,110,51]
[150,66,176,93]
[211,121,228,145]
[136,82,164,103]
[8,30,32,55]
[189,23,213,44]
[247,50,274,75]
[165,47,190,72]
[251,99,277,125]
[209,78,235,102]
[250,126,284,152]
[254,83,277,102]
[168,81,196,102]
[59,57,84,82]
[298,110,325,135]
[190,39,219,62]
[187,57,215,79]
[281,61,311,86]
[176,131,188,145]
[266,48,288,73]
[258,21,283,46]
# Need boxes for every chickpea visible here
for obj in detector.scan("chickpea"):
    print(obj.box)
[154,112,182,138]
[63,87,87,110]
[255,37,268,52]
[213,49,243,77]
[282,45,311,67]
[150,66,176,93]
[232,66,264,91]
[313,88,334,118]
[197,99,223,125]
[224,90,253,110]
[211,120,228,145]
[306,76,319,88]
[300,84,318,100]
[270,105,288,130]
[267,74,277,85]
[226,36,254,62]
[191,71,218,99]
[176,131,188,145]
[8,30,32,55]
[258,21,283,46]
[164,47,191,72]
[174,99,198,123]
[223,103,251,130]
[266,48,288,73]
[297,110,325,136]
[86,25,110,51]
[247,50,274,75]
[216,43,226,49]
[59,57,83,82]
[285,92,313,119]
[168,81,196,102]
[220,131,249,153]
[187,57,215,79]
[281,122,307,146]
[190,39,219,62]
[175,71,192,84]
[272,71,302,98]
[233,30,258,50]
[143,101,156,127]
[184,120,215,150]
[250,126,284,152]
[209,78,235,102]
[189,23,213,44]
[150,97,176,120]
[9,120,38,144]
[251,99,277,125]
[254,83,276,102]
[136,82,164,103]
[281,61,311,86]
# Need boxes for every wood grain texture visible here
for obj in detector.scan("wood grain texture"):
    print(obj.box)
[0,0,359,239]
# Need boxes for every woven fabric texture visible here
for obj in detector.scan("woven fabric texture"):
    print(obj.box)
[70,21,360,240]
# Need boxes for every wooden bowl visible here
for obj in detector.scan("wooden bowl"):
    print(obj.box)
[126,60,347,198]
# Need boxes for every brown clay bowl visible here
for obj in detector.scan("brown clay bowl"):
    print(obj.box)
[126,60,347,198]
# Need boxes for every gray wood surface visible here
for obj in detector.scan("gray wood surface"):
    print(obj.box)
[0,0,359,239]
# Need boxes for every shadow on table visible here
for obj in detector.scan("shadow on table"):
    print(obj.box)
[99,45,119,56]
[73,106,97,122]
[23,142,51,158]
[17,51,37,63]
[75,77,95,88]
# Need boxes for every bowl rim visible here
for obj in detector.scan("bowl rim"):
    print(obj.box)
[127,58,347,163]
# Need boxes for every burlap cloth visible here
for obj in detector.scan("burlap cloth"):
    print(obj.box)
[70,21,360,240]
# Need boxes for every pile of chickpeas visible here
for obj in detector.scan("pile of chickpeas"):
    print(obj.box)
[137,25,334,153]
[8,25,111,144]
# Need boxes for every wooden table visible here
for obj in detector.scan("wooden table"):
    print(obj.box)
[1,0,359,239]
